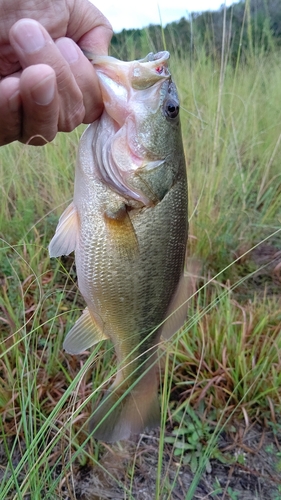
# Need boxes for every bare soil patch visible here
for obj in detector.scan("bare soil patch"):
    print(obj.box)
[66,423,281,500]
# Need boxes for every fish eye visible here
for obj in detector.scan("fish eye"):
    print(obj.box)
[164,99,179,119]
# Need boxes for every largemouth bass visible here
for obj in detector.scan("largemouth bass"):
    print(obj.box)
[49,51,188,443]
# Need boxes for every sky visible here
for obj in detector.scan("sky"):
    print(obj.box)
[91,0,240,33]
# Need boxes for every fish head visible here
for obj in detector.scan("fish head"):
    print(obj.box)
[89,51,183,206]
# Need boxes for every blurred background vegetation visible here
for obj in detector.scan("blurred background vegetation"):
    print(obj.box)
[110,0,281,62]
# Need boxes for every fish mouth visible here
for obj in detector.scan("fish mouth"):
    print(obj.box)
[89,53,172,205]
[90,51,170,91]
[93,52,171,131]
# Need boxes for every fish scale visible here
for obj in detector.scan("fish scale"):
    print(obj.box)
[49,51,189,442]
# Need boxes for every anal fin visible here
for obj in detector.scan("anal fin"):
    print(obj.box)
[63,307,107,354]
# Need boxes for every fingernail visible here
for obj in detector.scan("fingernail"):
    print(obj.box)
[31,74,55,105]
[56,38,80,64]
[11,19,46,54]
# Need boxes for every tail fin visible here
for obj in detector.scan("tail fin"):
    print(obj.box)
[89,367,160,442]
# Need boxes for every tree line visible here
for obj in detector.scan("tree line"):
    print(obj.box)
[110,0,281,62]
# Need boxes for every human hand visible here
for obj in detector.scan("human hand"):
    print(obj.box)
[0,0,112,145]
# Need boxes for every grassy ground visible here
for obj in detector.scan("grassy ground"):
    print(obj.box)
[1,37,281,499]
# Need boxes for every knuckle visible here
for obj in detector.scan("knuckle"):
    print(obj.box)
[59,101,85,133]
[103,19,113,37]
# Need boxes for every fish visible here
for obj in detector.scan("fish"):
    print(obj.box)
[49,51,189,443]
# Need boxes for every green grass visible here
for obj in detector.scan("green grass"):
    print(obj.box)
[1,28,281,500]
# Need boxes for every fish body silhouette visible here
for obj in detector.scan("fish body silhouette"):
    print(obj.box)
[49,51,188,442]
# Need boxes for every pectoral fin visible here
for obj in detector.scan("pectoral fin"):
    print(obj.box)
[63,307,107,354]
[49,202,78,257]
[104,203,139,259]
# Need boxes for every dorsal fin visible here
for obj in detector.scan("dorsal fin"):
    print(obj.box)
[161,258,201,340]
